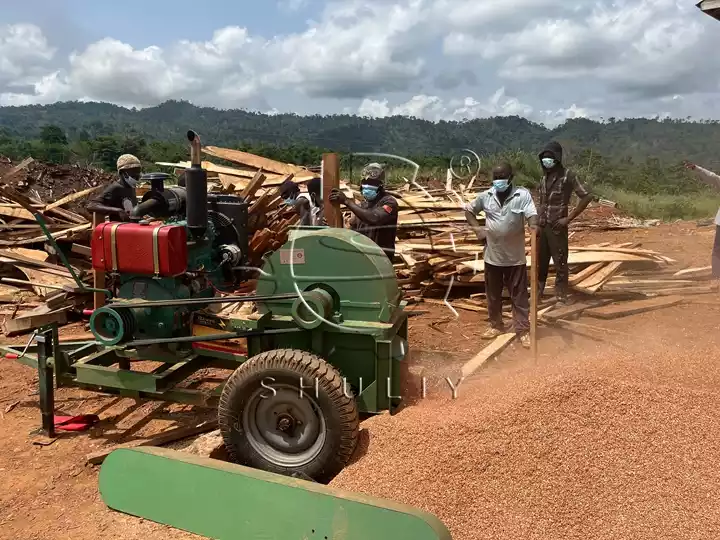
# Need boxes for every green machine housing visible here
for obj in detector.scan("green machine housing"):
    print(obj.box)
[250,226,408,413]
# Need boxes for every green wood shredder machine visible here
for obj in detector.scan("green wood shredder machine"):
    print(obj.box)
[1,130,453,539]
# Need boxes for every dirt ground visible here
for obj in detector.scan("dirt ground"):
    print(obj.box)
[0,221,717,539]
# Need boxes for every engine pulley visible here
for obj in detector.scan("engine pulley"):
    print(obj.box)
[90,306,136,346]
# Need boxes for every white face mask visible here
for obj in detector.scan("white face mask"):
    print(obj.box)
[122,173,138,187]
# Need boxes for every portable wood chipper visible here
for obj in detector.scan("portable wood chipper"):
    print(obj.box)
[2,130,409,484]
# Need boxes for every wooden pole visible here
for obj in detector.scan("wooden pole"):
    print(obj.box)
[92,212,105,310]
[530,230,538,359]
[321,153,342,228]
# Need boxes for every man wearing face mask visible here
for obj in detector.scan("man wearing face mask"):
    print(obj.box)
[537,141,593,304]
[329,163,398,260]
[279,177,325,226]
[86,154,141,221]
[464,163,538,348]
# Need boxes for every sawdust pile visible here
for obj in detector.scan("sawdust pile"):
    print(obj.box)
[331,365,720,539]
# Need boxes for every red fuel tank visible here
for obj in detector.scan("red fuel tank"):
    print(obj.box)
[91,222,188,277]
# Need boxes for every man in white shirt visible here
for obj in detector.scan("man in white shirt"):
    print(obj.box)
[684,161,720,278]
[280,177,322,226]
[464,163,539,348]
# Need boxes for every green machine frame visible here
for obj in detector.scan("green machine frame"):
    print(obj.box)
[2,293,408,439]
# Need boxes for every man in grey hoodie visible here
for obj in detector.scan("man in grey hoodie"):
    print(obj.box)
[684,161,720,278]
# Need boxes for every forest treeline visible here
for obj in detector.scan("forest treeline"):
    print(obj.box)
[1,100,720,220]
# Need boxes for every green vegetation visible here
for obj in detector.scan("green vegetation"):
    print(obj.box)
[0,100,719,221]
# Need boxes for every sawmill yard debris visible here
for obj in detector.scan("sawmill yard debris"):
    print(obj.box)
[0,149,716,338]
[1,149,719,540]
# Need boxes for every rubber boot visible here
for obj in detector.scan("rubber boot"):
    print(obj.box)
[538,281,546,299]
[556,282,571,305]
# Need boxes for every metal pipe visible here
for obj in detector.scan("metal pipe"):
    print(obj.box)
[188,130,202,166]
[105,292,299,310]
[127,327,303,347]
[185,130,208,237]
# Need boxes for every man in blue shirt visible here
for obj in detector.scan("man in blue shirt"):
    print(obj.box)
[464,163,539,348]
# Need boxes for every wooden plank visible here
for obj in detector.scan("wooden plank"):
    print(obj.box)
[568,262,605,286]
[643,285,718,296]
[156,161,292,184]
[460,250,661,273]
[240,170,269,201]
[202,146,305,176]
[3,305,71,336]
[461,333,516,378]
[322,153,342,228]
[0,223,91,246]
[86,420,219,465]
[0,248,75,275]
[71,243,92,258]
[0,206,34,220]
[43,185,102,211]
[542,300,613,322]
[584,296,685,319]
[574,261,624,293]
[0,157,33,183]
[218,173,240,191]
[604,278,698,288]
[530,231,538,358]
[673,266,713,279]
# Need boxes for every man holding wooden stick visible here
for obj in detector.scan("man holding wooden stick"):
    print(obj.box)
[683,160,720,280]
[464,163,538,349]
[329,163,399,260]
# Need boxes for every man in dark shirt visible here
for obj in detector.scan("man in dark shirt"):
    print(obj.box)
[329,163,398,260]
[87,154,141,221]
[537,141,593,304]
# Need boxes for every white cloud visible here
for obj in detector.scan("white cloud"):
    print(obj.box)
[444,0,716,99]
[357,87,589,126]
[0,23,56,87]
[0,0,718,122]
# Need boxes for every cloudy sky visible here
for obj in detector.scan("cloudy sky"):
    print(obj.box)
[0,0,717,126]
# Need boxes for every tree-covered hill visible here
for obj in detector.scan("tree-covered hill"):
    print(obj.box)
[1,100,720,168]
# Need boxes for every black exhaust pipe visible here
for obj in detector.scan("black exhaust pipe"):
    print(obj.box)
[185,130,207,238]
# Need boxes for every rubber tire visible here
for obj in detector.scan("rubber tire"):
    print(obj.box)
[218,349,359,484]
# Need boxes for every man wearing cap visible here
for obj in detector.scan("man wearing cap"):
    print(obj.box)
[87,154,141,221]
[536,141,593,304]
[328,163,399,260]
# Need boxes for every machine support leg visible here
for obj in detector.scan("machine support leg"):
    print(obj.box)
[36,327,56,438]
[92,212,106,310]
[530,230,538,360]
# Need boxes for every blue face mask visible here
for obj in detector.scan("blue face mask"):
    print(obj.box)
[541,157,556,169]
[492,178,510,192]
[284,197,295,205]
[361,184,379,201]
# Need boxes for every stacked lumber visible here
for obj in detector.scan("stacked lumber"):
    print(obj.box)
[538,261,717,326]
